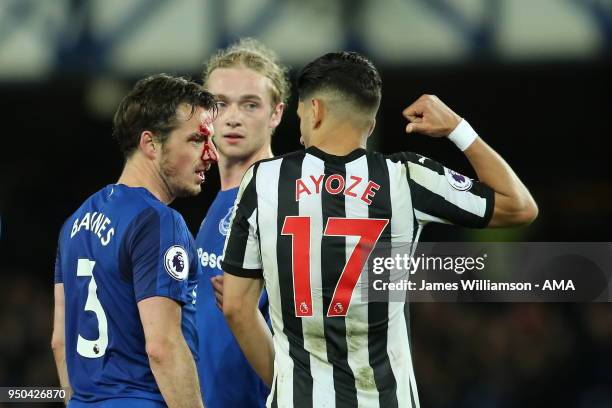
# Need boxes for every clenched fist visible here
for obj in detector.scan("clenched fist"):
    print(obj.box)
[402,94,462,137]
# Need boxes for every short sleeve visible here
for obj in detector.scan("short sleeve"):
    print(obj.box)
[125,207,191,304]
[220,165,263,278]
[389,151,494,228]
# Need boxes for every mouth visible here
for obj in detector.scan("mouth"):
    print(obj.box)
[223,133,244,144]
[196,163,212,183]
[196,154,216,184]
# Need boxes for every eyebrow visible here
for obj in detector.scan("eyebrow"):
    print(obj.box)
[215,94,263,102]
[240,94,263,102]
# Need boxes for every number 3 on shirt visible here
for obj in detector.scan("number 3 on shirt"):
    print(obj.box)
[76,258,108,358]
[281,217,388,318]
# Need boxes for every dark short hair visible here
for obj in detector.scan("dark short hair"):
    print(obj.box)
[296,51,382,112]
[113,73,217,159]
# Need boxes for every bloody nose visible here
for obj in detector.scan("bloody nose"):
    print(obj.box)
[199,122,218,163]
[202,138,219,163]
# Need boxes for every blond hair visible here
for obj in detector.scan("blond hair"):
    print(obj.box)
[203,38,290,107]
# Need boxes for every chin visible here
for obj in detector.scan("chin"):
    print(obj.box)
[222,147,249,158]
[175,184,201,198]
[189,185,202,196]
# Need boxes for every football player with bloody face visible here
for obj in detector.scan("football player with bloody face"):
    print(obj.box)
[52,74,217,408]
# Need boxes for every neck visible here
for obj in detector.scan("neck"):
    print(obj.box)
[310,122,367,156]
[117,156,174,204]
[218,145,273,190]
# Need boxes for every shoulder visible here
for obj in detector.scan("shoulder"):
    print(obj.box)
[124,203,194,271]
[135,203,188,236]
[259,149,305,164]
[58,186,109,238]
[236,151,306,186]
[383,150,423,164]
[381,151,445,176]
[111,189,189,246]
[251,150,307,172]
[121,188,186,227]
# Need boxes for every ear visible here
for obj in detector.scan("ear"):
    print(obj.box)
[139,131,157,160]
[366,118,376,138]
[311,98,324,130]
[269,102,285,129]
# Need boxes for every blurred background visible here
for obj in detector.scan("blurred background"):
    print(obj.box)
[0,0,611,407]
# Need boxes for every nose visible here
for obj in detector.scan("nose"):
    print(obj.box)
[224,104,242,128]
[201,136,219,163]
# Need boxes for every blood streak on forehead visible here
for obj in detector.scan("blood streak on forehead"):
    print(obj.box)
[198,107,214,137]
[199,121,212,138]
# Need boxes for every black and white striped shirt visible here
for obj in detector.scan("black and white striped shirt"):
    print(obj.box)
[221,146,494,408]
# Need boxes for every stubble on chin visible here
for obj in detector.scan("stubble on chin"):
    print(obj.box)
[167,173,201,198]
[159,160,201,199]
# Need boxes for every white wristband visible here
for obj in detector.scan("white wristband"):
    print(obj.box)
[448,118,478,151]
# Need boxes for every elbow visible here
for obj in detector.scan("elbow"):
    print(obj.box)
[508,197,539,227]
[51,332,64,355]
[525,201,539,225]
[222,302,238,323]
[490,194,539,228]
[145,338,176,366]
[223,299,246,329]
[515,196,539,226]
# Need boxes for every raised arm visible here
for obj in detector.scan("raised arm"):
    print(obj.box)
[403,94,538,227]
[138,297,204,408]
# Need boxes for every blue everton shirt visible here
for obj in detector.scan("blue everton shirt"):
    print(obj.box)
[195,187,270,408]
[54,184,198,404]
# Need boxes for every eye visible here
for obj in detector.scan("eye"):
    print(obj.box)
[244,102,259,110]
[217,101,227,109]
[190,135,205,145]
